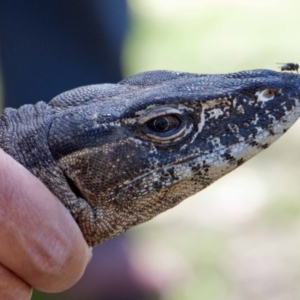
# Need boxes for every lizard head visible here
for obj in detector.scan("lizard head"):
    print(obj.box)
[49,69,300,245]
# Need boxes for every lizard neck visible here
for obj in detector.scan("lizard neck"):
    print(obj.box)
[0,102,53,170]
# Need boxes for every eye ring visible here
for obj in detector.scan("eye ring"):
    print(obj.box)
[143,114,186,142]
[136,107,189,142]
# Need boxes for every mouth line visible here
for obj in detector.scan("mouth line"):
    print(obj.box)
[116,135,265,198]
[116,104,300,199]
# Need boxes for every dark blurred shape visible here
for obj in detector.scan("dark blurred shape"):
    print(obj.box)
[32,236,162,300]
[0,1,162,299]
[0,0,127,107]
[41,235,161,300]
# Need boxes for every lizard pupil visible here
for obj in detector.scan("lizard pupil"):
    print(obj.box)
[148,115,180,132]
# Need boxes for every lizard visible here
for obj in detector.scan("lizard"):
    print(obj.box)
[0,68,299,246]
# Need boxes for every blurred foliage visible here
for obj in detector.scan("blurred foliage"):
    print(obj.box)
[6,0,300,299]
[123,0,300,76]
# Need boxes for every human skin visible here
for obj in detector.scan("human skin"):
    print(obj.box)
[0,149,90,299]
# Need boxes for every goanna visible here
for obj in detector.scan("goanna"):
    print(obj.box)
[0,69,299,246]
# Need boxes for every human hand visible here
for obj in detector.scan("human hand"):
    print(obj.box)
[0,149,90,299]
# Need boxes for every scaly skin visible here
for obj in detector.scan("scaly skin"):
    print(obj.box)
[0,69,299,246]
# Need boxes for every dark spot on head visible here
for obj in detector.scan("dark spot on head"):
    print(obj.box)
[249,140,259,147]
[237,158,245,166]
[168,167,179,180]
[222,151,236,164]
[192,165,201,173]
[260,143,269,149]
[153,181,163,190]
[202,164,210,173]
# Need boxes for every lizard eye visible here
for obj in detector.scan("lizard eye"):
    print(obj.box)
[147,115,181,133]
[137,107,188,142]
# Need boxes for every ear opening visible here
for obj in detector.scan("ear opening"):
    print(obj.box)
[65,174,85,199]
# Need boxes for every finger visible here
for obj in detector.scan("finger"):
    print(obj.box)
[0,263,32,300]
[0,149,91,292]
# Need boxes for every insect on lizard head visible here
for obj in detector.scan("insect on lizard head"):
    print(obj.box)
[48,69,300,244]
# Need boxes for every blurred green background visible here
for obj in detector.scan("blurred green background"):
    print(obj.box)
[124,1,300,300]
[12,0,300,299]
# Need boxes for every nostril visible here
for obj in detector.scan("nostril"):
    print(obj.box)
[256,89,278,102]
